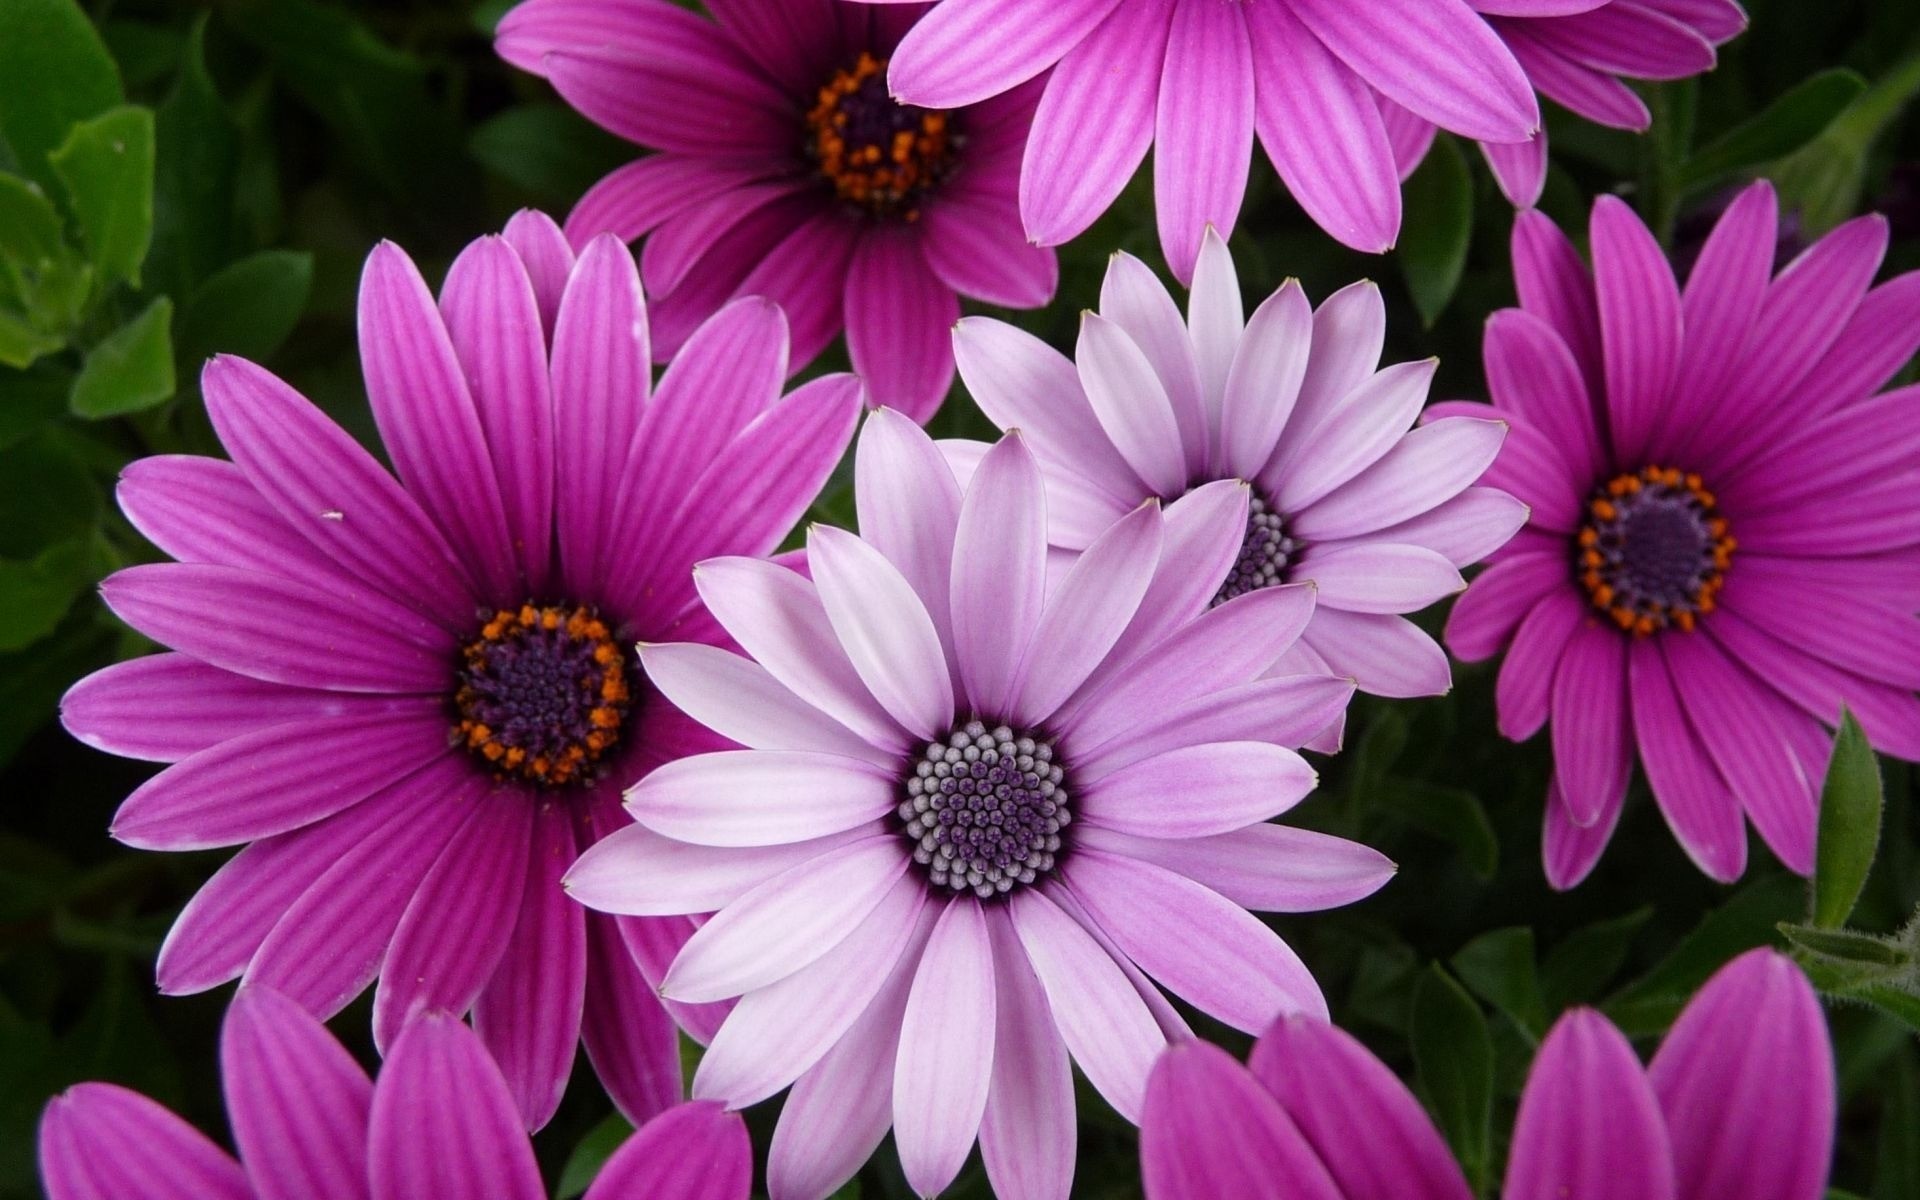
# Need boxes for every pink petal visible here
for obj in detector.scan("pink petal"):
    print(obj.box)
[367,1016,543,1200]
[1504,1009,1675,1200]
[894,899,998,1197]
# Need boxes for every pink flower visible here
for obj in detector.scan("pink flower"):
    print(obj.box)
[1141,948,1834,1200]
[945,230,1522,710]
[1443,182,1920,887]
[495,0,1057,423]
[60,213,862,1129]
[1384,0,1747,208]
[38,987,752,1200]
[565,412,1395,1200]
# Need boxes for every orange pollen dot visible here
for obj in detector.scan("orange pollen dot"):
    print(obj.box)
[1574,465,1735,638]
[805,52,958,220]
[453,602,633,789]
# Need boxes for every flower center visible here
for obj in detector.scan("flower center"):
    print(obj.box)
[453,603,632,788]
[1576,467,1735,635]
[1212,494,1300,607]
[898,721,1071,899]
[805,52,957,221]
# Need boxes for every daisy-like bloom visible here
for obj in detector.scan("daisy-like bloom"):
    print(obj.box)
[1142,948,1833,1200]
[39,987,751,1200]
[864,0,1744,273]
[1383,0,1746,209]
[494,0,1056,423]
[566,412,1395,1200]
[947,231,1523,711]
[59,213,862,1128]
[1444,182,1920,886]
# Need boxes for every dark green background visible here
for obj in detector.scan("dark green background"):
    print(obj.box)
[3,1,1919,1197]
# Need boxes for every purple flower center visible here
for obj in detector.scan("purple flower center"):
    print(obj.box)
[1577,466,1736,636]
[1212,493,1300,607]
[898,721,1071,900]
[453,603,632,788]
[805,52,958,220]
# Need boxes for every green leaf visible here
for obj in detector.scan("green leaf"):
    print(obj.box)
[70,296,174,418]
[0,534,104,651]
[556,1111,634,1200]
[1872,1054,1918,1200]
[0,427,98,556]
[0,311,64,369]
[0,172,66,265]
[1781,923,1909,967]
[1396,134,1473,327]
[1452,926,1549,1040]
[0,367,70,452]
[1775,52,1920,235]
[1605,874,1803,1036]
[1411,963,1493,1192]
[470,103,636,206]
[179,250,314,371]
[224,0,477,217]
[49,105,156,289]
[1812,711,1883,929]
[1389,781,1499,880]
[1680,69,1866,190]
[149,16,242,296]
[0,0,123,188]
[1542,907,1653,1010]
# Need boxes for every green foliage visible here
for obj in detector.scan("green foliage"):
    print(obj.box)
[50,106,156,291]
[1816,713,1886,929]
[1411,965,1494,1194]
[1397,135,1474,327]
[70,296,174,418]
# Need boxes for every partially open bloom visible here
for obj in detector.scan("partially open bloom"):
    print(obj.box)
[566,412,1393,1200]
[1445,183,1920,886]
[1384,0,1746,208]
[61,213,862,1127]
[1141,948,1833,1200]
[947,231,1521,708]
[39,987,751,1200]
[496,0,1056,422]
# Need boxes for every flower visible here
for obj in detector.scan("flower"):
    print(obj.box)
[1140,948,1833,1200]
[946,230,1522,712]
[565,412,1395,1200]
[1444,182,1920,887]
[862,0,1521,275]
[60,212,863,1128]
[494,0,1056,423]
[38,986,752,1200]
[1383,0,1747,209]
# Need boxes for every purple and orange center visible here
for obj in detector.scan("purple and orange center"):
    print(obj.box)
[454,603,632,788]
[1576,466,1736,636]
[899,720,1072,900]
[806,52,957,222]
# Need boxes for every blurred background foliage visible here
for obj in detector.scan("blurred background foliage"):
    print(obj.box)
[2,0,1920,1197]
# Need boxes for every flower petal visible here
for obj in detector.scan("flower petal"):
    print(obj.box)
[367,1015,544,1200]
[220,987,374,1200]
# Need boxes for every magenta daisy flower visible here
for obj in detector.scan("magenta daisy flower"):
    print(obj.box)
[1141,948,1833,1200]
[1382,0,1747,208]
[1443,182,1920,886]
[59,213,863,1128]
[39,987,752,1200]
[947,230,1523,709]
[856,0,1510,273]
[494,0,1056,423]
[565,412,1393,1200]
